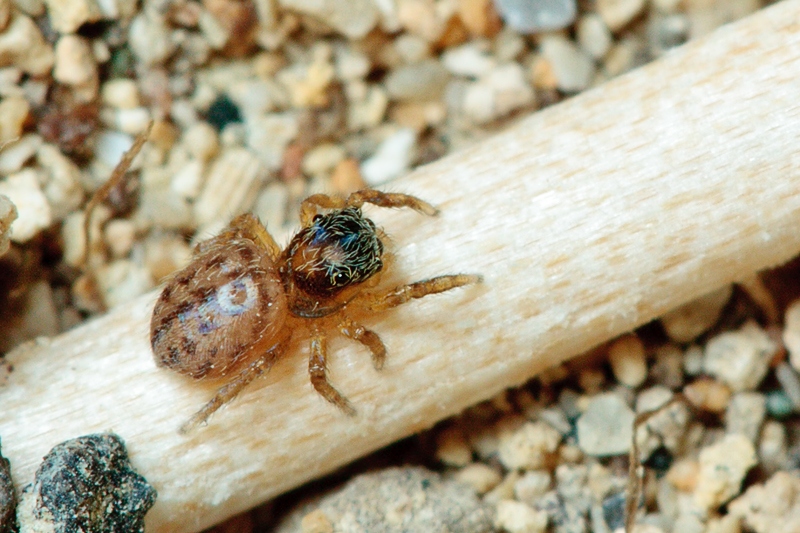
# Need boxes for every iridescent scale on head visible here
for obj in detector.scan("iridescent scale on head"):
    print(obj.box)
[287,207,384,297]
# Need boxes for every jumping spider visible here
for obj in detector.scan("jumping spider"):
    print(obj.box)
[150,190,480,433]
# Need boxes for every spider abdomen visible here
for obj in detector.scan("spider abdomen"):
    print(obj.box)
[150,239,288,379]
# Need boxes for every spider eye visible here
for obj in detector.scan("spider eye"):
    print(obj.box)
[331,271,349,286]
[313,214,322,222]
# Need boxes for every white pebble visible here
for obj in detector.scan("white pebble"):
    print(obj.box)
[728,471,800,533]
[608,334,647,387]
[513,470,552,505]
[384,59,450,102]
[0,14,52,75]
[104,219,137,258]
[463,62,535,124]
[334,45,370,81]
[577,14,612,59]
[0,95,30,143]
[194,148,268,226]
[0,193,16,256]
[0,134,42,175]
[347,83,388,130]
[183,122,219,162]
[37,143,84,220]
[94,130,134,169]
[0,168,51,243]
[128,11,176,66]
[495,499,548,533]
[694,434,756,510]
[253,182,289,235]
[497,420,562,470]
[105,107,152,135]
[576,393,635,456]
[245,113,299,171]
[782,298,800,372]
[302,143,346,177]
[539,35,595,93]
[725,392,765,443]
[360,128,416,185]
[597,0,645,31]
[494,0,577,33]
[42,0,102,33]
[704,321,777,392]
[277,0,378,39]
[170,159,205,201]
[96,259,155,308]
[455,463,502,494]
[53,35,97,87]
[442,42,497,78]
[101,79,141,109]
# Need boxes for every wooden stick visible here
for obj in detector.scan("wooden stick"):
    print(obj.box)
[5,3,800,531]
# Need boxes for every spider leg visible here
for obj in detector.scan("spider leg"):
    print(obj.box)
[179,337,288,434]
[309,327,357,416]
[299,190,438,226]
[345,190,438,216]
[338,317,387,370]
[195,213,281,259]
[364,274,481,312]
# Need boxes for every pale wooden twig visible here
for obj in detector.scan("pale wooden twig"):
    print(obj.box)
[5,3,800,532]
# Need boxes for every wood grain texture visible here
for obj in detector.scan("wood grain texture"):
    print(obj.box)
[5,3,800,531]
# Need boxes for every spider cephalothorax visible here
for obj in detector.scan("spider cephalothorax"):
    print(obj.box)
[283,207,384,304]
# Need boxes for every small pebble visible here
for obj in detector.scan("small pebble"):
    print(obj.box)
[607,334,647,388]
[597,0,645,32]
[0,193,15,257]
[436,427,473,467]
[144,235,193,283]
[497,420,562,470]
[0,14,54,75]
[16,433,156,533]
[194,148,268,226]
[693,433,757,511]
[0,168,51,243]
[538,35,595,93]
[725,392,766,443]
[101,78,141,109]
[462,62,535,124]
[278,0,379,39]
[396,0,447,43]
[42,0,102,33]
[300,509,333,533]
[274,466,493,532]
[776,361,800,409]
[783,298,800,372]
[0,440,13,533]
[493,0,576,33]
[683,377,731,413]
[385,59,450,102]
[728,471,800,533]
[0,95,30,144]
[245,113,299,171]
[455,463,502,494]
[95,259,155,308]
[765,389,794,420]
[576,393,634,457]
[682,345,704,376]
[0,134,42,175]
[513,470,551,505]
[302,143,346,178]
[183,122,220,162]
[330,158,366,193]
[37,143,84,220]
[128,11,177,66]
[577,14,613,59]
[667,459,701,492]
[703,321,778,392]
[360,128,416,185]
[392,34,432,64]
[758,420,787,473]
[334,45,370,81]
[104,219,137,259]
[277,46,335,109]
[53,35,98,96]
[635,389,690,460]
[495,499,548,533]
[660,285,732,343]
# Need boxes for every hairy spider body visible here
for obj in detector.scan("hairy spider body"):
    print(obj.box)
[150,190,480,433]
